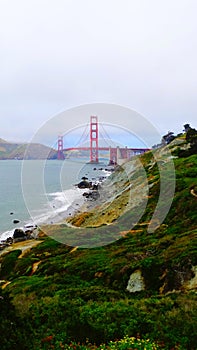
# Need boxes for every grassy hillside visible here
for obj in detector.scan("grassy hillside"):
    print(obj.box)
[0,137,196,349]
[0,139,57,159]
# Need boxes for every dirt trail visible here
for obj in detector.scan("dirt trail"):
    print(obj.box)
[30,261,41,275]
[0,240,42,258]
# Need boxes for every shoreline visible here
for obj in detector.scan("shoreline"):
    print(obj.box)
[48,188,86,224]
[54,166,115,225]
[0,187,85,249]
[0,165,115,251]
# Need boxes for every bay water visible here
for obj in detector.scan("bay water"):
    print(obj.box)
[0,159,109,241]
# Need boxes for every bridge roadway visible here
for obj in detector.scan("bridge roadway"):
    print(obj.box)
[62,146,149,164]
[63,147,148,152]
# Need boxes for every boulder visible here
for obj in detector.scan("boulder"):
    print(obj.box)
[13,228,27,243]
[78,180,91,189]
[126,269,145,293]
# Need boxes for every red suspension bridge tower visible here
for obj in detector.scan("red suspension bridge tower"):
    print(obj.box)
[57,116,149,162]
[90,115,99,163]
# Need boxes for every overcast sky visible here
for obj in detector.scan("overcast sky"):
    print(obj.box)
[0,0,197,146]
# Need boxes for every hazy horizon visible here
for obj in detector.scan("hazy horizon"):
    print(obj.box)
[0,0,197,144]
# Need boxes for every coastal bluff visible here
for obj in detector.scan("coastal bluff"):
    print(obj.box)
[0,135,197,350]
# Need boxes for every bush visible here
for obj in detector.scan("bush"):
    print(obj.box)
[0,250,21,279]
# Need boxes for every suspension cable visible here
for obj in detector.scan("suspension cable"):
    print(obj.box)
[99,123,117,147]
[74,123,89,147]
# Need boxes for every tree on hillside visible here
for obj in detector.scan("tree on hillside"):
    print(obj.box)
[178,125,197,157]
[162,131,175,145]
[186,127,197,148]
[183,123,191,132]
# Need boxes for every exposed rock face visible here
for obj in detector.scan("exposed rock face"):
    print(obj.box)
[126,269,145,293]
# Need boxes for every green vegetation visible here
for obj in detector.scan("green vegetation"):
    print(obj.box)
[0,136,197,349]
[34,335,160,349]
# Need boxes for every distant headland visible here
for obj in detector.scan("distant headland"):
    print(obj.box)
[0,138,57,160]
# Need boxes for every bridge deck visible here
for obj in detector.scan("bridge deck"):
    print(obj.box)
[63,147,149,152]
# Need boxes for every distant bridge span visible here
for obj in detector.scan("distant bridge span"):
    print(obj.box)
[64,147,110,151]
[57,116,150,164]
[64,147,148,152]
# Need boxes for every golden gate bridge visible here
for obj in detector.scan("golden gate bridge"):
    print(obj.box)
[57,116,149,164]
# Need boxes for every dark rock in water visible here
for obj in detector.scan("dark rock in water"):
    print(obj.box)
[13,228,26,243]
[13,219,20,224]
[81,176,88,180]
[13,228,25,238]
[78,180,91,189]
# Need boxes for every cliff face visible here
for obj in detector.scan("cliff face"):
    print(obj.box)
[0,137,197,349]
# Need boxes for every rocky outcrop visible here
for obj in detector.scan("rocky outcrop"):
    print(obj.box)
[78,180,91,189]
[13,229,27,243]
[126,270,145,293]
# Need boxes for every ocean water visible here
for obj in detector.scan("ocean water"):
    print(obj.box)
[0,159,109,241]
